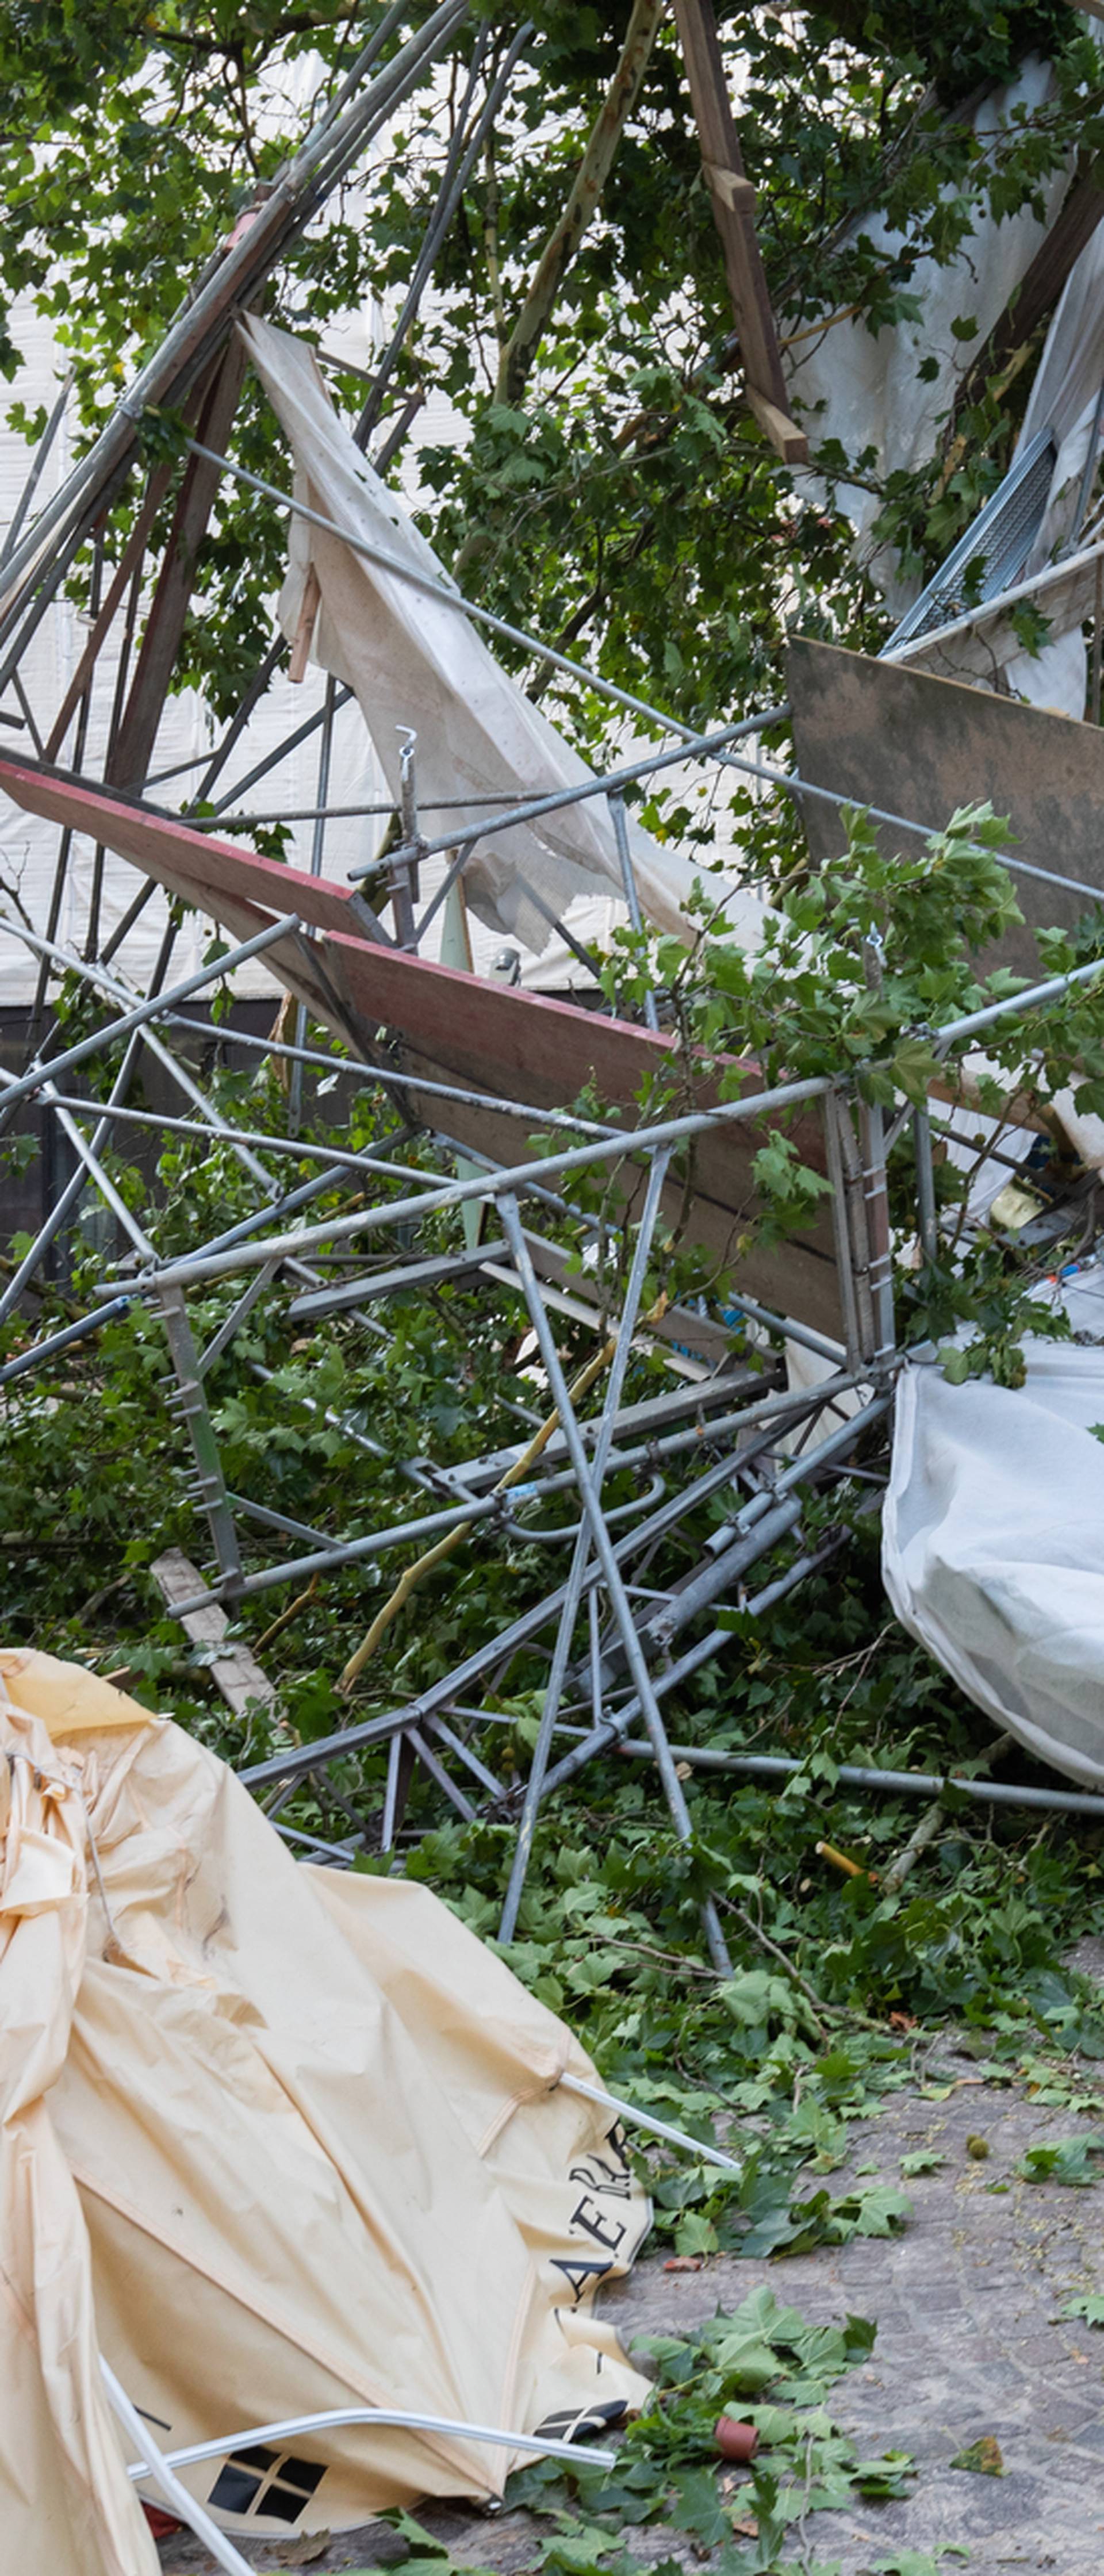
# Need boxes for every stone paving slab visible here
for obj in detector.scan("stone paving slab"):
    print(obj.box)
[159,2047,1104,2575]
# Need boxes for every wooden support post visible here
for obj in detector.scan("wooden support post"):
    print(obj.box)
[672,0,807,463]
[289,564,321,683]
[41,351,229,769]
[960,157,1104,409]
[107,339,248,789]
[43,473,175,765]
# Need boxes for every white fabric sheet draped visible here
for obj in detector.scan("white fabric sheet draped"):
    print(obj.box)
[884,1275,1104,1787]
[787,26,1104,717]
[0,1653,650,2576]
[241,315,740,958]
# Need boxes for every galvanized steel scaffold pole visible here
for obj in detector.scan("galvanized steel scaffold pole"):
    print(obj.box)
[497,1148,672,1940]
[159,1367,871,1620]
[0,1,471,630]
[5,0,1097,1913]
[496,1191,734,1976]
[0,911,303,1130]
[531,1400,891,1805]
[93,1076,834,1293]
[0,1030,147,1326]
[183,430,791,781]
[234,1379,880,1806]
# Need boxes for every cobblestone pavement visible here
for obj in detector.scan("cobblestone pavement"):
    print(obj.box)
[159,2024,1104,2576]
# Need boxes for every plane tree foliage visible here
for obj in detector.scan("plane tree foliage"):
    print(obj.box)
[5,11,1104,2234]
[0,0,1100,769]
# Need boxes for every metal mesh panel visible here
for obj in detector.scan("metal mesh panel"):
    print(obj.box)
[884,428,1057,651]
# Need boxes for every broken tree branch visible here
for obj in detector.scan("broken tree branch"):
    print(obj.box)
[496,0,664,405]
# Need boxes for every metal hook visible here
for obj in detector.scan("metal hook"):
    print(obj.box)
[396,724,419,843]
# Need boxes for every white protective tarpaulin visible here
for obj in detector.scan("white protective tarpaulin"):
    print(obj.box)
[907,215,1104,712]
[883,1279,1104,1786]
[786,55,1071,605]
[0,301,388,1006]
[241,315,730,958]
[0,1651,651,2576]
[787,26,1104,716]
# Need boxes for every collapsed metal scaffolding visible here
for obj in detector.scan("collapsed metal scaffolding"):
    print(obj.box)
[0,857,875,1971]
[3,1,1104,1973]
[6,831,1104,1958]
[14,29,1104,2576]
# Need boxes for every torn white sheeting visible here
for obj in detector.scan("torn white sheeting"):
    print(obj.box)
[907,215,1104,714]
[1010,220,1104,562]
[240,315,738,958]
[883,1293,1104,1788]
[887,523,1104,696]
[0,298,387,1006]
[982,212,1104,712]
[785,53,1072,615]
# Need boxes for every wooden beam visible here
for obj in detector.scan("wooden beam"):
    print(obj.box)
[703,159,756,214]
[288,564,321,683]
[672,0,807,463]
[108,338,248,789]
[745,386,810,468]
[961,159,1104,404]
[41,354,230,769]
[43,468,175,765]
[787,634,1104,979]
[152,1548,279,1719]
[0,754,847,1341]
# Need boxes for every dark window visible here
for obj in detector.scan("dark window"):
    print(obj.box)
[277,2459,325,2500]
[208,2447,325,2524]
[208,2462,264,2516]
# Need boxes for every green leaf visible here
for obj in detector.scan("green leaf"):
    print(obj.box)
[866,2554,969,2573]
[381,2510,451,2557]
[1017,2133,1104,2186]
[1057,2292,1104,2326]
[536,2518,632,2574]
[669,2464,730,2546]
[890,1036,943,1103]
[834,2183,913,2238]
[949,2434,1004,2475]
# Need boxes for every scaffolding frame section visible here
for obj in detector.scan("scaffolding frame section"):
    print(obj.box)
[1,7,1102,1934]
[4,843,1099,1936]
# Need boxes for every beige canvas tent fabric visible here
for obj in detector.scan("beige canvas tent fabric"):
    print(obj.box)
[240,314,734,957]
[0,1651,650,2576]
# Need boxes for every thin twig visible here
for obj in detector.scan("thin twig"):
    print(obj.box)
[882,1731,1013,1895]
[719,1895,829,2041]
[595,1931,720,1980]
[255,1573,320,1655]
